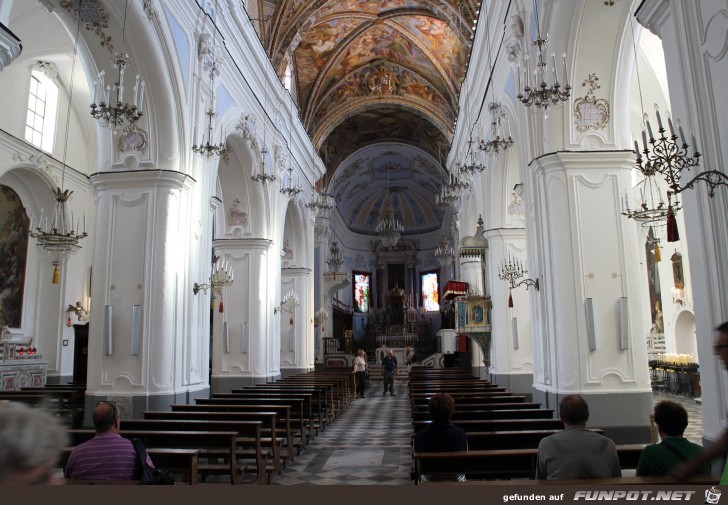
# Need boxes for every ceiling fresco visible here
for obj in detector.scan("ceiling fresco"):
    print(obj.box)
[262,0,481,235]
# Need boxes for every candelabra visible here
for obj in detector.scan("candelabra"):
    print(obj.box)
[192,108,229,161]
[313,307,329,326]
[498,255,539,308]
[448,165,472,194]
[480,103,514,155]
[516,9,570,114]
[280,166,302,197]
[90,0,145,131]
[459,139,486,176]
[376,201,404,248]
[193,254,234,296]
[636,107,725,198]
[274,289,300,314]
[306,189,336,214]
[29,188,88,284]
[621,173,673,243]
[436,182,460,209]
[251,148,277,184]
[434,237,455,267]
[326,241,344,271]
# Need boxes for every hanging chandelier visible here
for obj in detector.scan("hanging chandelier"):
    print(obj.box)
[436,182,460,209]
[459,139,486,176]
[30,188,88,284]
[306,189,335,213]
[449,164,471,194]
[377,198,404,248]
[280,166,302,197]
[31,4,88,284]
[621,172,673,244]
[434,237,455,267]
[480,102,514,155]
[90,0,145,131]
[516,1,570,113]
[326,241,344,272]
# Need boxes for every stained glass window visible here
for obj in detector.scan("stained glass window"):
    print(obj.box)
[421,271,440,312]
[353,272,370,313]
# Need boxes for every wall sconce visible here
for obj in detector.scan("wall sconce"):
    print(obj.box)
[193,254,234,313]
[274,289,300,314]
[65,301,88,326]
[313,307,329,326]
[498,255,540,308]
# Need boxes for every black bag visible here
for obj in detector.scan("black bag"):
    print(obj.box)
[131,438,176,485]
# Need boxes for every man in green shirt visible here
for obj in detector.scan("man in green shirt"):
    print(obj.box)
[637,400,710,476]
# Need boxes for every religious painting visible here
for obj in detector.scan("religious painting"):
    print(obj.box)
[353,271,370,313]
[405,16,466,89]
[420,270,440,312]
[645,229,663,334]
[0,185,29,328]
[671,251,685,289]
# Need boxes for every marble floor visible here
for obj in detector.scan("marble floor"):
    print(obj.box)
[265,384,703,485]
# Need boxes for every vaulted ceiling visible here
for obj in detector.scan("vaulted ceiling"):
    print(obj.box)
[262,0,481,236]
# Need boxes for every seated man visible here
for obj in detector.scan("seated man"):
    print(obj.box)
[65,401,153,480]
[414,393,468,481]
[637,400,710,476]
[536,394,621,480]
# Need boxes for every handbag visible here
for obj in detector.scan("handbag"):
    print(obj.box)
[131,438,176,485]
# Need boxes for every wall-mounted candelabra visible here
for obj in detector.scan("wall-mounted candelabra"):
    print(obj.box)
[193,254,233,312]
[313,307,329,326]
[498,255,540,308]
[274,289,300,314]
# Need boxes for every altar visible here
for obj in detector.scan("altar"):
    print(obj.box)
[0,360,47,391]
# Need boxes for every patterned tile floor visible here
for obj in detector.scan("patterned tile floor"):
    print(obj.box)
[261,385,702,485]
[272,379,413,485]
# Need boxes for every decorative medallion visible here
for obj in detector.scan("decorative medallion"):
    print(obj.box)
[227,198,248,226]
[118,124,148,153]
[507,191,524,216]
[574,73,610,132]
[60,0,113,52]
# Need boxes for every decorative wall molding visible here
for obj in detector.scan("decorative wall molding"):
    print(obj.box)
[574,74,610,132]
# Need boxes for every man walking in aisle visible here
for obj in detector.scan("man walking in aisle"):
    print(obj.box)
[382,349,398,396]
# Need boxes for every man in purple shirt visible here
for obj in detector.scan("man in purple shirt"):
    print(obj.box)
[65,401,153,480]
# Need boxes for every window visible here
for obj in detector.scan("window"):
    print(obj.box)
[420,271,440,312]
[24,69,58,152]
[283,63,292,92]
[353,272,370,313]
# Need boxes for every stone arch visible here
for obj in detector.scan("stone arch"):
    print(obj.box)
[674,310,698,361]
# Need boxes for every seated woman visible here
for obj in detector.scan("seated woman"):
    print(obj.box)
[636,400,710,476]
[413,393,468,481]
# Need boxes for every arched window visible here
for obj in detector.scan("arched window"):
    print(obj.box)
[283,63,292,92]
[24,67,59,152]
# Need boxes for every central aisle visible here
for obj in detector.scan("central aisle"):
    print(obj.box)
[272,379,414,485]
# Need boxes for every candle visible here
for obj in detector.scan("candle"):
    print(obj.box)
[645,119,654,141]
[633,139,640,155]
[642,130,649,152]
[517,63,522,93]
[654,105,663,130]
[667,115,675,137]
[676,120,686,145]
[562,52,568,85]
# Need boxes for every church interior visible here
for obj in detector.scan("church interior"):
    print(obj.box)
[0,0,727,485]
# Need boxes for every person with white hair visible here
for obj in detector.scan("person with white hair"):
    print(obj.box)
[0,402,68,484]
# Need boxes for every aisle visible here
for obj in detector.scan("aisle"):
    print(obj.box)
[272,378,413,485]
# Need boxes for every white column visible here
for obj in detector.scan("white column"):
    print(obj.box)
[280,267,312,376]
[638,0,728,447]
[485,228,534,394]
[313,216,330,362]
[210,238,273,390]
[438,328,457,354]
[87,171,196,414]
[528,151,651,442]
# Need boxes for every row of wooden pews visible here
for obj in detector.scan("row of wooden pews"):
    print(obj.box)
[0,384,86,428]
[409,367,649,483]
[2,370,353,485]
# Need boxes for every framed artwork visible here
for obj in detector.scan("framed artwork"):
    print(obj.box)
[0,185,30,328]
[353,271,370,313]
[671,252,685,289]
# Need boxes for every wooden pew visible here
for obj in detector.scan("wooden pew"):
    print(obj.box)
[411,402,544,411]
[248,385,332,426]
[225,390,324,434]
[413,418,565,433]
[465,429,605,450]
[0,389,84,427]
[59,447,201,485]
[413,445,646,483]
[67,429,244,484]
[144,410,293,471]
[191,398,309,451]
[119,419,272,484]
[411,409,555,422]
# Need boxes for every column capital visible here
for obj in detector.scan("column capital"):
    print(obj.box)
[635,0,671,37]
[90,169,196,192]
[529,150,636,174]
[213,238,273,252]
